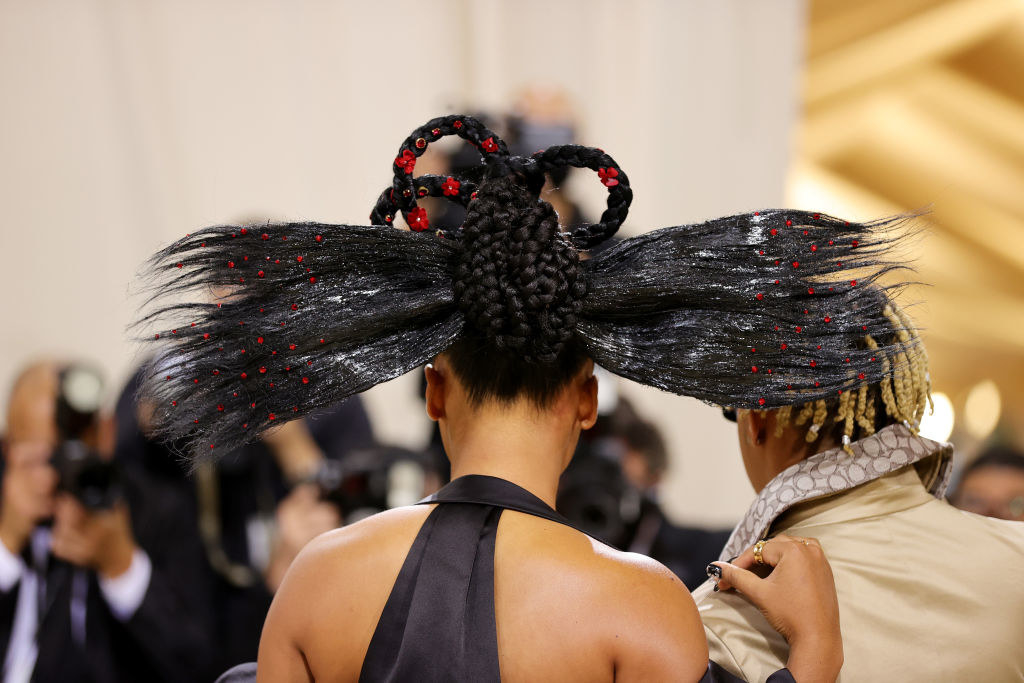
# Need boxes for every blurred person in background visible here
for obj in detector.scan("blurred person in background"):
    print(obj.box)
[0,361,215,682]
[617,419,731,590]
[114,364,373,673]
[951,445,1024,521]
[696,286,1024,680]
[556,392,730,590]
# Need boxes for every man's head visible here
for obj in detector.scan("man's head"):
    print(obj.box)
[3,362,62,522]
[952,446,1024,521]
[619,420,668,492]
[732,304,931,491]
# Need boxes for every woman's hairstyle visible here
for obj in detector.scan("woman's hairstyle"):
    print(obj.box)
[135,114,924,459]
[769,303,931,451]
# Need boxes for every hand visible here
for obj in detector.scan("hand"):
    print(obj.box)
[51,494,137,579]
[712,534,842,683]
[0,441,58,555]
[264,484,340,592]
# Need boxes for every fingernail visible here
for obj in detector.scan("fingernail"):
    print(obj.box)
[713,584,719,592]
[705,563,722,579]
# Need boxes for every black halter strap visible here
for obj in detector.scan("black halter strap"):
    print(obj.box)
[359,475,587,683]
[418,474,594,537]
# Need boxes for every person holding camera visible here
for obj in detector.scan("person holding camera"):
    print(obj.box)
[0,362,215,682]
[114,362,374,673]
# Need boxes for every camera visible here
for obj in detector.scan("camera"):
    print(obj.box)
[51,364,122,510]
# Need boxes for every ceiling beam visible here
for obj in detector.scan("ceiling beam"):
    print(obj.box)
[805,0,1019,106]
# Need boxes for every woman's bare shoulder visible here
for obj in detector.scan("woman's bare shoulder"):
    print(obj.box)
[293,504,434,578]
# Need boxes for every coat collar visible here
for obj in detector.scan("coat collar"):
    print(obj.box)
[719,423,953,560]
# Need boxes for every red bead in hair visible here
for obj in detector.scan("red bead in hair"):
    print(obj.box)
[597,167,619,187]
[309,276,317,283]
[240,228,248,235]
[442,177,461,196]
[758,398,766,406]
[289,344,297,350]
[297,256,303,263]
[302,377,309,384]
[785,220,792,227]
[453,120,463,129]
[756,293,763,300]
[291,304,298,311]
[203,333,210,339]
[217,405,224,411]
[257,337,264,344]
[407,207,429,232]
[268,413,276,420]
[258,270,265,278]
[858,373,865,380]
[315,235,322,242]
[751,366,758,373]
[262,233,269,240]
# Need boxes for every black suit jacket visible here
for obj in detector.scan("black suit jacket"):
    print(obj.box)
[0,467,216,683]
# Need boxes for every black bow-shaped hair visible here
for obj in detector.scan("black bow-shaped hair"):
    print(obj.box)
[135,115,920,460]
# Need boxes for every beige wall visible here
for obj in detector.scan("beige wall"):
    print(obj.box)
[0,0,805,526]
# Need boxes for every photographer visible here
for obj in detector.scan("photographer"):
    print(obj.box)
[0,362,215,682]
[115,364,373,673]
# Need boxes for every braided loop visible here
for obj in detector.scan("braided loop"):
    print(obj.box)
[369,116,631,250]
[369,115,506,228]
[532,145,633,249]
[452,175,586,363]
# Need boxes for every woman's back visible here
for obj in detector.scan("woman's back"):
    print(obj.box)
[258,478,708,682]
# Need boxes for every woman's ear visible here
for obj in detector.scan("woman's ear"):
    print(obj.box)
[740,409,769,447]
[577,362,599,430]
[424,362,447,422]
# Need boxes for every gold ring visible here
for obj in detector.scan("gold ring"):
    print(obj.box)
[753,539,768,566]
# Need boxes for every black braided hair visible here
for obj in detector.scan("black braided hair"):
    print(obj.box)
[135,115,922,460]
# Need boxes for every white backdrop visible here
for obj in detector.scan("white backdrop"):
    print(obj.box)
[0,0,805,526]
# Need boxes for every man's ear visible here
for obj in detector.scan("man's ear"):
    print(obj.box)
[741,409,769,447]
[424,362,446,422]
[577,362,598,430]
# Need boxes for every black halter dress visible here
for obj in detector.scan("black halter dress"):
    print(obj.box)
[357,474,795,683]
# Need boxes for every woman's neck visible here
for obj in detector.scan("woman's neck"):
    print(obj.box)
[443,403,577,509]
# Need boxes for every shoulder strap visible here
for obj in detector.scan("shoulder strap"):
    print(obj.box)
[419,474,596,539]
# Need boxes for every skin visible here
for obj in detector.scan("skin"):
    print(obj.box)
[258,360,842,682]
[1,362,137,578]
[954,466,1024,521]
[728,409,848,678]
[735,409,840,494]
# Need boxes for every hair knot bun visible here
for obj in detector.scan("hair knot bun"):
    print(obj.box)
[453,175,585,363]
